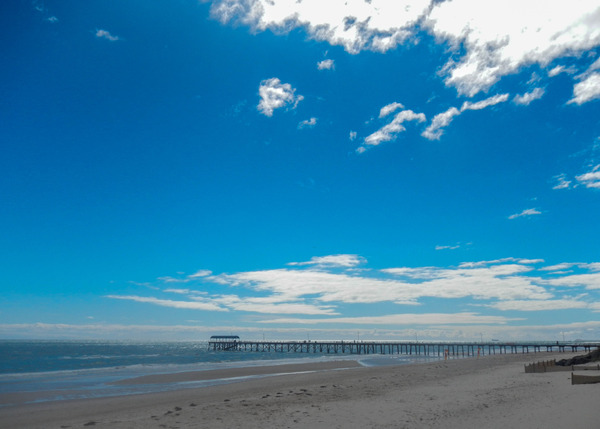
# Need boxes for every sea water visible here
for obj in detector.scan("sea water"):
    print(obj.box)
[0,340,437,406]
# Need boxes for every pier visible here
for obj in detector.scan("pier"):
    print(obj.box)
[208,338,600,357]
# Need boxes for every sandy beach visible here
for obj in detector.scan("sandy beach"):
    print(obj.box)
[1,352,598,429]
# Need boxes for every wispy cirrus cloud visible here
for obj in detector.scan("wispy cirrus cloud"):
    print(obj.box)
[508,208,541,220]
[421,107,460,140]
[259,312,522,325]
[106,295,227,311]
[257,77,303,117]
[358,107,426,153]
[552,173,572,190]
[422,93,509,140]
[378,102,405,118]
[103,255,600,338]
[575,165,600,188]
[487,299,592,312]
[298,117,317,129]
[288,254,365,268]
[435,244,460,250]
[95,29,120,42]
[513,87,545,105]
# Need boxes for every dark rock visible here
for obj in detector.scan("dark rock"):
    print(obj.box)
[556,348,600,366]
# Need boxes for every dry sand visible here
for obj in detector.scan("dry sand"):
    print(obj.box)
[1,352,598,429]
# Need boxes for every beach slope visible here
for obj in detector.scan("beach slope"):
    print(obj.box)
[1,353,598,429]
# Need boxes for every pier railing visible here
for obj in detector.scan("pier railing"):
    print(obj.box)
[207,340,600,357]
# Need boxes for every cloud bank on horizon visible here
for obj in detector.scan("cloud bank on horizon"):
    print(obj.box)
[97,254,600,340]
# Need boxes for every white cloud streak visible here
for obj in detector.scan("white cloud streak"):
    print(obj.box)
[379,102,404,118]
[422,93,509,140]
[259,312,521,325]
[98,255,600,341]
[576,165,600,188]
[298,117,317,129]
[421,107,460,140]
[513,87,545,105]
[508,208,541,219]
[553,173,572,190]
[359,108,426,153]
[488,299,591,311]
[106,295,227,311]
[288,254,365,267]
[95,29,120,42]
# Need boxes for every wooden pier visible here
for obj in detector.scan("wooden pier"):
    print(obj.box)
[208,338,600,357]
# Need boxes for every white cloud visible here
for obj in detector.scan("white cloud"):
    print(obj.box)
[552,173,572,190]
[259,312,521,325]
[359,108,426,153]
[211,295,337,315]
[488,299,590,311]
[421,106,460,140]
[548,65,577,77]
[426,0,600,96]
[379,102,404,118]
[164,288,193,295]
[458,257,543,268]
[101,256,600,329]
[575,165,600,188]
[461,93,509,111]
[47,16,58,23]
[317,59,335,70]
[422,93,509,140]
[106,295,227,311]
[215,260,552,307]
[540,263,577,272]
[349,131,357,141]
[257,77,303,117]
[569,72,600,105]
[288,254,365,268]
[513,87,545,105]
[544,272,600,290]
[188,269,212,278]
[95,29,120,42]
[508,208,541,219]
[435,244,460,250]
[298,117,317,129]
[211,1,600,100]
[210,0,432,54]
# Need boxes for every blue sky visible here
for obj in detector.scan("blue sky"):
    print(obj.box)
[2,0,600,341]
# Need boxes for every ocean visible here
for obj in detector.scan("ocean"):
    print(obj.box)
[0,340,436,406]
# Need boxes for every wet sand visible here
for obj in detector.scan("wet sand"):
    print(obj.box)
[1,352,598,429]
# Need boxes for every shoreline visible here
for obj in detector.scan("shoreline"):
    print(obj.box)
[2,352,598,428]
[110,359,363,385]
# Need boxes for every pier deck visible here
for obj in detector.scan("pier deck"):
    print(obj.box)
[208,339,600,357]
